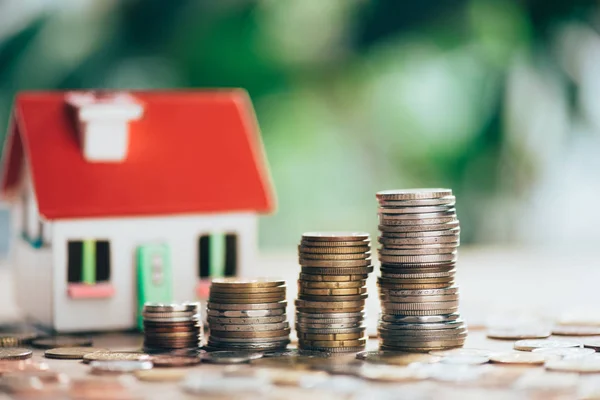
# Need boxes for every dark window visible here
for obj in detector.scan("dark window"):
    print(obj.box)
[198,233,238,279]
[67,240,111,283]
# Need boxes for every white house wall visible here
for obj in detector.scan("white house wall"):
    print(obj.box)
[13,239,53,326]
[52,212,258,332]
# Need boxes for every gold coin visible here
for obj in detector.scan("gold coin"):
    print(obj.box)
[82,351,151,364]
[489,352,546,365]
[301,232,370,242]
[210,278,286,289]
[208,295,285,304]
[299,280,366,289]
[300,252,371,261]
[298,294,368,302]
[209,286,287,295]
[44,347,108,360]
[299,273,368,282]
[299,287,367,296]
[0,348,32,360]
[295,299,365,309]
[298,338,367,348]
[297,332,365,341]
[134,368,188,382]
[299,245,371,254]
[296,307,364,314]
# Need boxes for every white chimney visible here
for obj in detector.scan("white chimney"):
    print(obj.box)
[66,92,144,162]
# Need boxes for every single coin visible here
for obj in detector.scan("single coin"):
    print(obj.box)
[297,331,365,341]
[206,308,285,318]
[378,210,456,220]
[379,287,459,297]
[295,299,365,309]
[207,316,287,325]
[532,347,595,358]
[208,295,285,304]
[300,266,374,275]
[299,346,366,354]
[380,270,456,280]
[299,281,367,290]
[379,329,467,341]
[296,321,363,330]
[378,205,455,214]
[379,236,459,246]
[208,334,290,344]
[142,316,200,323]
[0,348,32,360]
[552,325,600,336]
[299,245,371,254]
[378,195,456,207]
[298,339,366,348]
[487,327,551,340]
[377,282,453,290]
[295,325,365,334]
[382,313,460,324]
[205,341,289,351]
[299,273,368,282]
[90,360,153,374]
[379,320,465,331]
[513,339,582,351]
[379,294,459,303]
[380,338,465,348]
[209,322,289,332]
[429,348,492,357]
[82,351,151,364]
[135,368,188,382]
[489,352,546,366]
[207,301,287,311]
[381,301,459,311]
[381,227,460,238]
[210,278,286,289]
[378,216,458,226]
[0,333,38,348]
[300,287,366,297]
[376,189,453,201]
[302,232,370,242]
[301,240,370,247]
[208,286,287,294]
[545,358,600,373]
[379,247,457,256]
[299,259,371,268]
[356,351,441,365]
[143,303,199,313]
[379,253,457,264]
[298,294,368,302]
[296,307,364,314]
[582,339,600,350]
[31,336,93,349]
[378,276,455,284]
[296,311,365,320]
[150,354,201,367]
[380,265,457,274]
[44,347,108,360]
[300,252,371,261]
[378,221,460,233]
[202,351,264,364]
[209,328,291,339]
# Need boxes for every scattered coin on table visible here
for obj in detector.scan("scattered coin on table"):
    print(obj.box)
[202,351,264,364]
[552,325,600,336]
[513,339,582,351]
[134,368,188,382]
[89,360,153,374]
[545,358,600,373]
[532,347,596,359]
[44,347,108,360]
[31,336,93,349]
[0,348,33,360]
[489,352,547,366]
[440,355,490,365]
[150,354,202,367]
[486,327,551,340]
[357,365,430,382]
[82,351,151,364]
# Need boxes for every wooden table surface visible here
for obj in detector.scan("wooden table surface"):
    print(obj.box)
[1,247,600,399]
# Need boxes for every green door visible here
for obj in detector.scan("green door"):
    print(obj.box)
[137,244,173,330]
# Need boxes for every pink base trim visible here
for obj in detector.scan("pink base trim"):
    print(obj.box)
[68,283,115,299]
[196,280,211,299]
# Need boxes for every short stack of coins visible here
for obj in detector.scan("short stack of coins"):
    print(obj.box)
[295,232,373,354]
[142,303,202,352]
[376,189,466,352]
[206,278,290,353]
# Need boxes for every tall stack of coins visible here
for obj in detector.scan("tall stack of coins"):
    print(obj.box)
[295,232,373,354]
[142,303,202,352]
[206,278,290,353]
[376,189,466,352]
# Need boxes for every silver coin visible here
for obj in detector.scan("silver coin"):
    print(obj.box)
[296,311,365,320]
[202,351,264,364]
[378,205,455,214]
[208,335,290,344]
[207,301,287,311]
[296,316,364,325]
[440,355,489,365]
[532,347,595,358]
[378,216,458,226]
[378,210,457,220]
[143,303,199,313]
[379,247,457,256]
[206,309,286,318]
[379,253,457,264]
[206,341,290,350]
[380,243,460,251]
[209,322,289,332]
[143,316,200,323]
[378,320,465,331]
[378,236,460,246]
[514,339,582,351]
[295,321,364,329]
[380,227,460,238]
[379,271,456,280]
[295,326,366,335]
[378,196,456,207]
[90,360,153,374]
[376,189,453,201]
[381,313,460,323]
[207,315,287,325]
[379,287,459,297]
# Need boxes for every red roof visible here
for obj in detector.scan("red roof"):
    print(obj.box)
[1,90,276,219]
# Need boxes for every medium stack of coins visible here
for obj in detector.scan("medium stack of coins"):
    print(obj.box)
[295,232,373,354]
[142,303,202,352]
[376,189,466,352]
[206,278,290,353]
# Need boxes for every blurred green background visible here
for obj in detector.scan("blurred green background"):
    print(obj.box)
[1,0,600,251]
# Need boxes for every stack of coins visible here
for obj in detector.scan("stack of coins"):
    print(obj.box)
[206,278,290,353]
[142,303,202,352]
[295,232,373,354]
[376,189,466,352]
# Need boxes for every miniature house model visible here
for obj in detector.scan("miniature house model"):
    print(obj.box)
[1,90,275,332]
